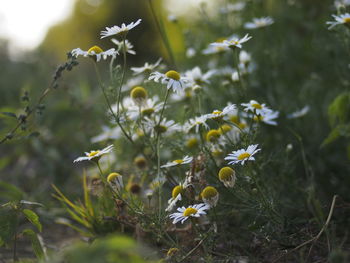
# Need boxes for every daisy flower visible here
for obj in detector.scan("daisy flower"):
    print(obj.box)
[165,184,185,212]
[218,167,236,188]
[185,66,216,86]
[254,110,279,126]
[169,203,210,224]
[225,144,261,165]
[201,186,219,207]
[241,100,272,115]
[100,19,142,38]
[206,104,237,120]
[219,2,246,14]
[107,172,124,191]
[161,156,193,168]
[210,34,252,49]
[244,17,274,29]
[111,38,136,55]
[184,115,210,133]
[149,70,189,94]
[71,46,118,62]
[326,13,350,29]
[125,96,164,120]
[131,58,162,75]
[73,145,114,163]
[143,116,180,136]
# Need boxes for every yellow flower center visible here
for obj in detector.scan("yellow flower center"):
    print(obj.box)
[165,70,181,81]
[87,45,103,54]
[219,124,232,134]
[107,172,122,183]
[130,86,147,100]
[186,138,198,148]
[213,110,222,115]
[343,17,350,23]
[218,167,235,181]
[230,115,239,124]
[212,149,223,157]
[134,156,147,169]
[201,186,218,199]
[173,159,184,164]
[154,124,168,134]
[253,115,264,122]
[252,103,262,109]
[183,207,198,217]
[238,152,251,160]
[239,122,247,129]
[88,150,100,157]
[172,185,183,199]
[141,108,155,116]
[206,129,221,142]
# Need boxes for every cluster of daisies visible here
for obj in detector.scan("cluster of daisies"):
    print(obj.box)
[68,15,283,226]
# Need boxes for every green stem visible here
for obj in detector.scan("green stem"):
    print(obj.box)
[233,49,246,97]
[148,0,176,68]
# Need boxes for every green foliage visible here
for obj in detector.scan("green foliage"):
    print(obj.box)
[0,207,18,246]
[0,181,25,201]
[52,235,155,263]
[23,209,42,232]
[22,229,45,260]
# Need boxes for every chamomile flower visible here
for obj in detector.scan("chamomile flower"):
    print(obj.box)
[185,66,216,86]
[149,70,189,94]
[253,110,279,126]
[126,96,164,120]
[218,167,236,188]
[73,145,114,163]
[107,172,124,191]
[100,19,142,38]
[131,58,162,75]
[206,104,237,120]
[326,13,350,29]
[161,156,193,168]
[71,46,118,62]
[244,17,274,29]
[241,100,272,115]
[210,34,252,49]
[166,184,185,212]
[111,38,136,55]
[225,144,261,165]
[219,2,246,14]
[201,186,219,207]
[169,203,210,224]
[184,115,210,133]
[143,116,180,136]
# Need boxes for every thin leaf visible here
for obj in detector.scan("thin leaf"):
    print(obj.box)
[22,209,42,232]
[1,112,17,118]
[22,229,45,260]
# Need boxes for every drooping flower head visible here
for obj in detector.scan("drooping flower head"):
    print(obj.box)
[201,186,219,207]
[218,167,236,187]
[244,17,274,29]
[210,34,252,49]
[149,70,189,94]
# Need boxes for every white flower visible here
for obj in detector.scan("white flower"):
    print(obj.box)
[186,48,196,58]
[210,34,252,49]
[185,66,216,86]
[254,110,279,126]
[73,145,114,163]
[107,172,124,191]
[143,116,180,136]
[287,105,310,119]
[111,38,136,55]
[241,100,272,115]
[326,13,350,29]
[239,50,252,65]
[166,193,182,212]
[184,115,210,133]
[219,2,246,14]
[91,126,121,143]
[125,96,164,120]
[131,58,162,75]
[165,184,188,212]
[100,19,142,38]
[206,104,237,120]
[161,156,193,168]
[149,70,189,94]
[71,46,118,62]
[244,17,274,29]
[225,144,261,165]
[169,203,210,224]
